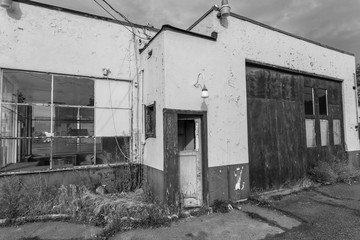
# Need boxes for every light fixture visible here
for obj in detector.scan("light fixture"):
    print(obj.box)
[217,0,231,19]
[0,0,13,9]
[201,85,209,99]
[194,74,209,99]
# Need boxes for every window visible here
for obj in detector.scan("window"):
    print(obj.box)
[320,120,329,146]
[0,70,131,173]
[178,119,196,151]
[305,119,316,147]
[333,120,341,145]
[304,87,314,115]
[145,102,156,139]
[318,89,328,115]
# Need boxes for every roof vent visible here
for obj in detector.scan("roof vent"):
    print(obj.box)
[219,0,231,18]
[0,0,12,9]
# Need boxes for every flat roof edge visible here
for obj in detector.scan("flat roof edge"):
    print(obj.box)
[140,25,217,54]
[14,0,159,32]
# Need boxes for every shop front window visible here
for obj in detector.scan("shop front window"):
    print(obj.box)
[0,70,131,173]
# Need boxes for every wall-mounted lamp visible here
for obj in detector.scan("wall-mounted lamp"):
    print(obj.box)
[0,0,13,9]
[217,0,231,19]
[194,73,209,99]
[201,85,209,99]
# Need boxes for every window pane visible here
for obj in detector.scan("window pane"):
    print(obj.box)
[304,87,314,115]
[178,120,195,151]
[320,120,329,146]
[1,104,17,137]
[54,107,94,137]
[333,119,341,145]
[95,80,130,108]
[318,89,328,115]
[32,106,52,139]
[95,137,130,164]
[53,137,94,166]
[2,70,51,104]
[95,109,130,137]
[53,76,94,106]
[305,119,316,147]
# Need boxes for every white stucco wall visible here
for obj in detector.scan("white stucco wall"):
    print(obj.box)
[142,32,166,170]
[191,10,359,152]
[164,30,247,167]
[0,2,152,80]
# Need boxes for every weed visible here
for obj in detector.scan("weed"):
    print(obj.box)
[212,199,230,213]
[309,158,360,184]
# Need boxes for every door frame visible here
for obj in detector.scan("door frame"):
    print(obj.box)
[163,109,208,207]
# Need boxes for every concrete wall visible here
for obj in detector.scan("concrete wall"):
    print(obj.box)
[141,32,166,171]
[163,30,248,168]
[0,164,141,193]
[0,2,146,80]
[191,10,359,153]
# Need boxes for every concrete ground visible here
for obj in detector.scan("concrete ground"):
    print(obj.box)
[264,182,360,240]
[0,222,102,240]
[2,182,360,240]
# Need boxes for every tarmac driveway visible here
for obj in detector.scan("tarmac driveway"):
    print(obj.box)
[265,182,360,240]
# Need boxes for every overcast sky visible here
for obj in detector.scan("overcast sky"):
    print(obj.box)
[34,0,360,64]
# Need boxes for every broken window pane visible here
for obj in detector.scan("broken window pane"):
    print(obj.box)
[304,87,314,115]
[54,76,94,106]
[318,89,328,115]
[2,70,51,104]
[178,120,196,151]
[95,137,130,164]
[305,119,316,147]
[333,119,341,145]
[320,120,329,146]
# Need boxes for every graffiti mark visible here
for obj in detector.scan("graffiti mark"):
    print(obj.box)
[234,166,244,190]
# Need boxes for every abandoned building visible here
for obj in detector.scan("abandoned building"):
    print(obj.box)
[0,0,358,208]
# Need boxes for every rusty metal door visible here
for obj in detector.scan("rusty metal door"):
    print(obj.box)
[178,117,203,207]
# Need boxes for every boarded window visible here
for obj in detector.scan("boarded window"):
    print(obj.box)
[318,89,328,115]
[333,119,341,145]
[305,119,316,147]
[304,87,314,115]
[145,102,156,139]
[320,120,329,146]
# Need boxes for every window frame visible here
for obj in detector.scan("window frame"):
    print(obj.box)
[0,68,132,174]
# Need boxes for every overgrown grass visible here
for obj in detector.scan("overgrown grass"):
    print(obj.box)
[0,175,175,238]
[309,158,360,184]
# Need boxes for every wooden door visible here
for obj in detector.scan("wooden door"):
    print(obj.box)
[246,65,306,191]
[178,118,203,207]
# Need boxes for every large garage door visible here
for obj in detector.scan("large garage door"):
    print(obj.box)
[246,64,344,191]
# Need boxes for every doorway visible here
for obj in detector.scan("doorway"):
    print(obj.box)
[163,110,208,208]
[178,117,202,207]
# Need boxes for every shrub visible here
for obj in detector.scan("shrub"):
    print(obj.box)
[309,158,360,184]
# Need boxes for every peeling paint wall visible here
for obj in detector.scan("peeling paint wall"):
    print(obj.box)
[191,10,359,153]
[164,30,247,168]
[0,2,144,79]
[141,32,166,171]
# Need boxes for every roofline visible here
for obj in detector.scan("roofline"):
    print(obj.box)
[14,0,159,32]
[188,7,354,57]
[139,25,217,54]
